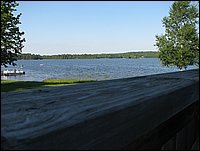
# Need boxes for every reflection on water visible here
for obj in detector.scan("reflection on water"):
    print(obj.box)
[1,58,198,81]
[1,76,8,80]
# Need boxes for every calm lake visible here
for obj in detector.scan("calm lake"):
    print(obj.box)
[1,58,198,81]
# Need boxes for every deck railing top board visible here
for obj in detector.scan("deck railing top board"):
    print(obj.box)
[1,69,199,149]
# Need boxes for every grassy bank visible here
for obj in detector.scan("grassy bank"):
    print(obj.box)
[1,79,96,92]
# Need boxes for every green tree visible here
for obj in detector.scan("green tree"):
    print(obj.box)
[1,1,25,67]
[155,1,199,70]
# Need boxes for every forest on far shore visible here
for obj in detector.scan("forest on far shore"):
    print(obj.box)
[17,51,159,60]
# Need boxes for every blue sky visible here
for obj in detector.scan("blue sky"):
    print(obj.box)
[16,1,174,55]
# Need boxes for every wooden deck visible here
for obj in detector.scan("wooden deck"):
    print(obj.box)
[1,69,199,150]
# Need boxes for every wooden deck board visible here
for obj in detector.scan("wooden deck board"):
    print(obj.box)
[1,69,199,149]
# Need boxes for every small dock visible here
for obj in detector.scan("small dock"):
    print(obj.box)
[1,69,25,76]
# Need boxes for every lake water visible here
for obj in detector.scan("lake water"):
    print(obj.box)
[1,58,198,81]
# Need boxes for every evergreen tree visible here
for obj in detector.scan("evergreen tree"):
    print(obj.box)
[1,1,25,67]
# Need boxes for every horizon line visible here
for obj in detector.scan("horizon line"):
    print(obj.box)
[22,50,158,55]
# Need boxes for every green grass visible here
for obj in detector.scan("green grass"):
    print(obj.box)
[43,78,95,84]
[1,79,96,92]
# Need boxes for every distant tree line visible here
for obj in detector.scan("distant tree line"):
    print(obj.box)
[17,53,42,60]
[17,51,159,60]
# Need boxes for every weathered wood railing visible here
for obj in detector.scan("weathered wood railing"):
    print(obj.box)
[1,69,199,150]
